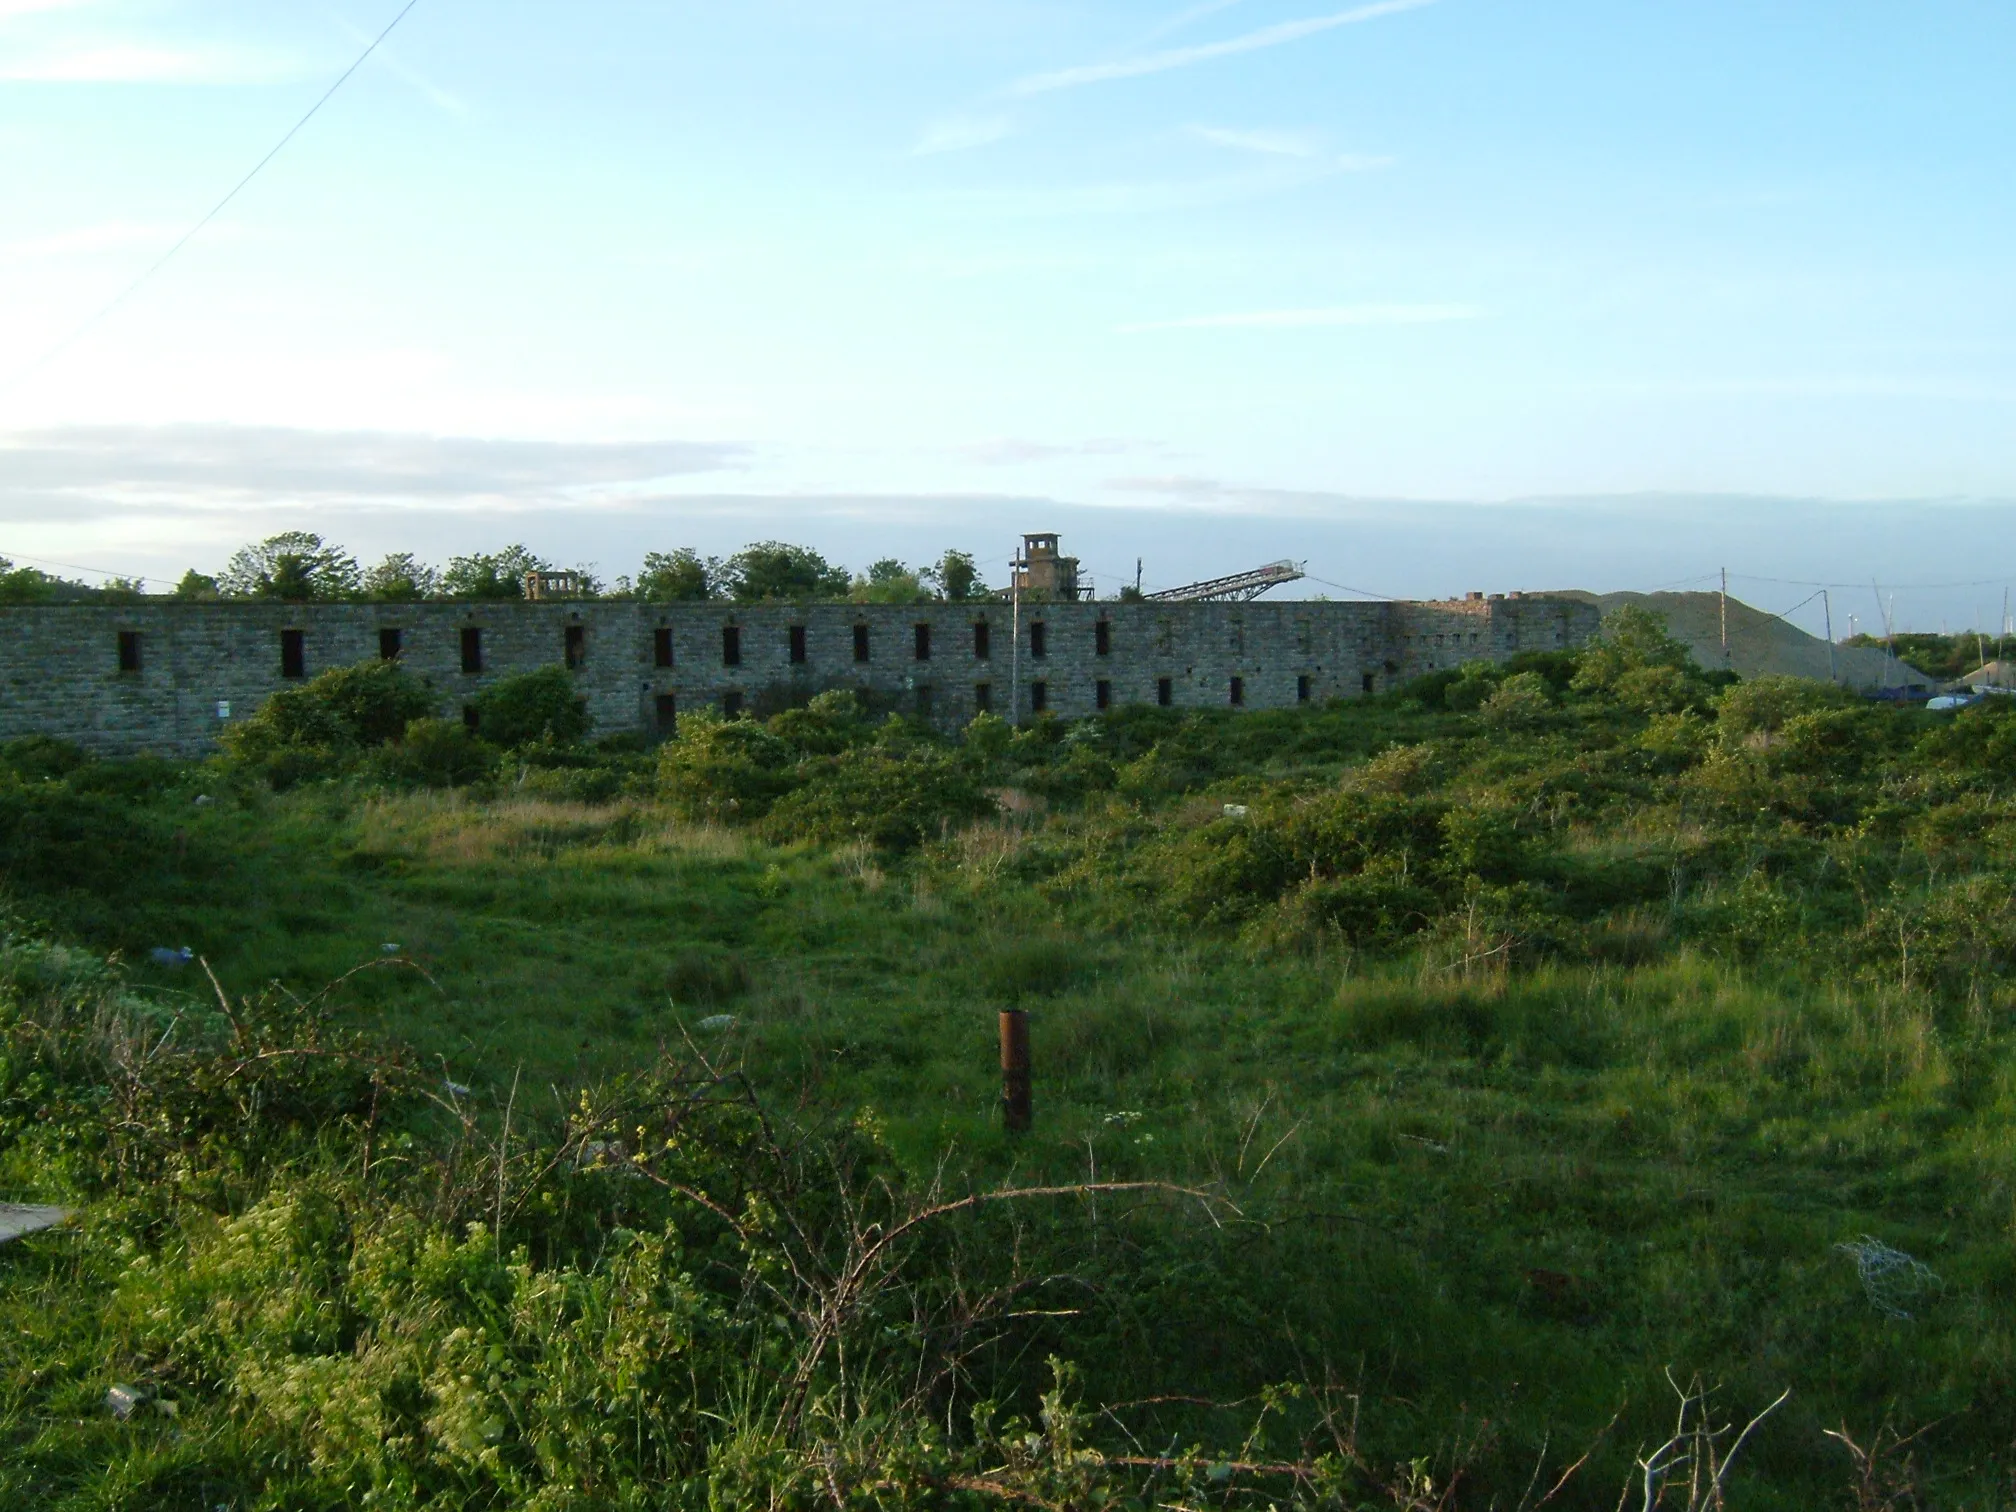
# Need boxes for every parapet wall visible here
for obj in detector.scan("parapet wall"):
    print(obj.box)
[0,594,1603,757]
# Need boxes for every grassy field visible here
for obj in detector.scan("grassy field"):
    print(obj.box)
[6,619,2016,1507]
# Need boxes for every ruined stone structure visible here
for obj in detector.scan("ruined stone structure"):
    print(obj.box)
[0,591,1601,758]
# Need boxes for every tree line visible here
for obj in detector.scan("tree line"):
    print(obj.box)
[0,534,990,606]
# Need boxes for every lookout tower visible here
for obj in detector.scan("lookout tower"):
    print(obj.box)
[524,570,585,601]
[1012,534,1084,601]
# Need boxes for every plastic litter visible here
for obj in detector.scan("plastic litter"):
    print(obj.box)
[0,1204,71,1245]
[147,946,194,967]
[193,794,214,807]
[443,1080,473,1097]
[1222,804,1250,818]
[1836,1235,1942,1319]
[697,1014,740,1032]
[381,943,401,955]
[105,1384,145,1420]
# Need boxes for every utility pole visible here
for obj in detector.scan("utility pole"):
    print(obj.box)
[1822,588,1837,684]
[2002,587,2009,670]
[1009,539,1022,726]
[1135,557,1143,596]
[1719,567,1729,669]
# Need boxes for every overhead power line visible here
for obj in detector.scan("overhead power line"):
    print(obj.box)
[2,0,426,397]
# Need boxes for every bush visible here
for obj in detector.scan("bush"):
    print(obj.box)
[472,666,591,749]
[367,718,497,789]
[658,715,798,821]
[758,745,996,851]
[221,660,437,788]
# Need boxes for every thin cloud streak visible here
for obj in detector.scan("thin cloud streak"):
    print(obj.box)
[911,114,1013,156]
[1007,0,1436,97]
[1190,125,1316,157]
[1119,303,1480,332]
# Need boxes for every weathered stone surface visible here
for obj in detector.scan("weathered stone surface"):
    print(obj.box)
[0,596,1602,756]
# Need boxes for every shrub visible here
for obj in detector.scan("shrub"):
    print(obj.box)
[222,660,437,787]
[758,745,995,851]
[658,714,798,821]
[472,666,591,749]
[1714,674,1855,742]
[1478,671,1553,729]
[367,718,497,789]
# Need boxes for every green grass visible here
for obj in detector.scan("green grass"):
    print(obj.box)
[9,649,2016,1504]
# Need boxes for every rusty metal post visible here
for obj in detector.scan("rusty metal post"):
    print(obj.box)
[999,1009,1031,1133]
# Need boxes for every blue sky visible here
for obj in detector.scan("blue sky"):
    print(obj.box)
[2,0,2013,629]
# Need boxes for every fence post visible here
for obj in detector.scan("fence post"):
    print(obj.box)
[999,1009,1031,1132]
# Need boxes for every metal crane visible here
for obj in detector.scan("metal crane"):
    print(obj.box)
[1143,560,1305,604]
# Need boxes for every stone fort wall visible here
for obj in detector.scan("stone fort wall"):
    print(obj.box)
[0,594,1603,757]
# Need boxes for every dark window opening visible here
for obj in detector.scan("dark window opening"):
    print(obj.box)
[853,624,871,662]
[722,691,744,719]
[789,625,808,664]
[462,704,480,732]
[1157,677,1173,707]
[654,693,678,735]
[1030,680,1048,713]
[117,631,142,673]
[1362,672,1376,694]
[915,686,933,719]
[1095,679,1112,710]
[1297,675,1311,703]
[280,629,306,680]
[914,622,932,660]
[565,624,586,670]
[378,627,403,661]
[975,682,992,712]
[461,627,484,675]
[654,627,674,668]
[1095,620,1111,656]
[1029,620,1047,658]
[1229,676,1245,707]
[973,621,991,660]
[722,626,741,666]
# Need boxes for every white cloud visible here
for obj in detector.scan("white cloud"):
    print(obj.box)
[1007,0,1436,97]
[1119,303,1480,332]
[1190,125,1317,157]
[911,114,1013,156]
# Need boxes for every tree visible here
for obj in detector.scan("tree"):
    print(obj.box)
[1571,605,1712,715]
[933,549,982,602]
[441,544,550,601]
[852,558,929,604]
[0,560,66,605]
[219,532,361,602]
[721,541,851,602]
[363,553,441,601]
[174,570,220,600]
[637,549,719,601]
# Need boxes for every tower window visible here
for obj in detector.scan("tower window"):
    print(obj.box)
[722,626,741,666]
[789,625,807,664]
[722,691,744,718]
[117,631,142,673]
[853,624,871,662]
[461,627,483,674]
[1095,620,1111,656]
[654,693,677,735]
[1030,681,1048,713]
[1297,675,1311,703]
[975,682,992,712]
[280,629,306,680]
[565,624,586,669]
[379,627,403,661]
[973,621,991,659]
[654,627,674,668]
[1030,621,1047,658]
[1229,676,1245,707]
[1157,677,1173,707]
[915,623,932,661]
[1095,679,1112,710]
